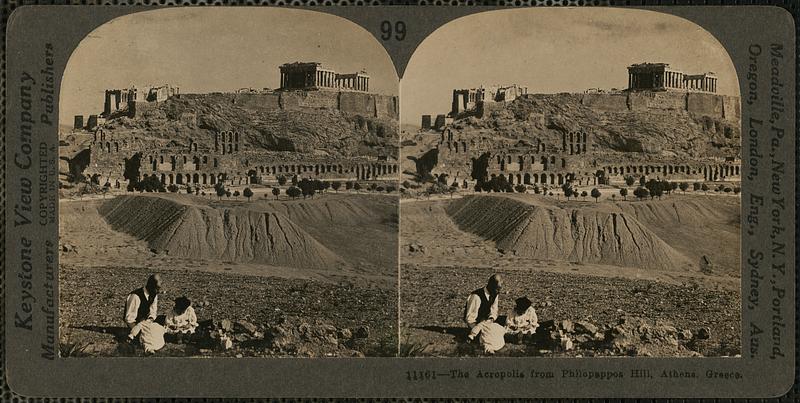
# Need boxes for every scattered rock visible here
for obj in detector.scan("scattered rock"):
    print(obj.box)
[575,320,597,335]
[696,327,711,340]
[219,319,233,333]
[678,329,693,340]
[234,320,258,335]
[262,317,362,358]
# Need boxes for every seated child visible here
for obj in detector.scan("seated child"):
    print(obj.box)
[505,296,538,336]
[165,296,198,335]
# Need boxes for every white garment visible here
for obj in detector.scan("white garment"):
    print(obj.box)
[124,290,159,325]
[464,288,499,326]
[478,322,506,354]
[165,306,198,334]
[505,307,539,335]
[139,321,166,353]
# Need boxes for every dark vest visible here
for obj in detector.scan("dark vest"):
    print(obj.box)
[468,287,497,323]
[128,287,154,322]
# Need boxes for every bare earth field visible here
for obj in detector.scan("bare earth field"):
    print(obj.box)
[400,193,741,357]
[59,192,398,357]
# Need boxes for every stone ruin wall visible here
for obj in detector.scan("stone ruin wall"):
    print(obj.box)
[80,129,399,189]
[434,128,602,188]
[434,128,742,189]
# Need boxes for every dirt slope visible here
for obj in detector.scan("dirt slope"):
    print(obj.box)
[446,195,693,271]
[100,195,346,270]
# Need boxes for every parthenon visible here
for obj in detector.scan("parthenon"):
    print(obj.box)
[627,63,717,93]
[279,62,370,92]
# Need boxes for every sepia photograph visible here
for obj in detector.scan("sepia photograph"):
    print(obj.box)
[399,8,742,357]
[57,8,400,357]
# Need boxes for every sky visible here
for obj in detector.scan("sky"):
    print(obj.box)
[59,8,398,125]
[401,8,739,125]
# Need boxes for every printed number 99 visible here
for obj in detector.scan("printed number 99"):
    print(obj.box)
[381,21,406,41]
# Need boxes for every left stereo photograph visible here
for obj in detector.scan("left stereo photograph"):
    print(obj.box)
[57,7,401,358]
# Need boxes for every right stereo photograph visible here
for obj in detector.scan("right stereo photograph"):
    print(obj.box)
[399,8,741,358]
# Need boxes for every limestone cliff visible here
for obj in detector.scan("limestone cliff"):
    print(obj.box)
[448,92,740,160]
[101,91,399,158]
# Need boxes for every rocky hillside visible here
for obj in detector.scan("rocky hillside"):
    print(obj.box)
[449,93,740,159]
[103,94,398,158]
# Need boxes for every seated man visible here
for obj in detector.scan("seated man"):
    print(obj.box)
[464,274,505,353]
[124,274,165,353]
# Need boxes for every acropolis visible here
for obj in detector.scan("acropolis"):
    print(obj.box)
[428,63,741,190]
[62,62,398,191]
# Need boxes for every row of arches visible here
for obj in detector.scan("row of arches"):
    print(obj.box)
[148,154,219,171]
[490,171,597,186]
[145,172,232,186]
[603,163,740,181]
[495,154,567,171]
[562,131,589,155]
[251,163,399,180]
[215,130,242,155]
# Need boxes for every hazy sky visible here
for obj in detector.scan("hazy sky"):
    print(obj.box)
[60,8,398,125]
[401,8,739,125]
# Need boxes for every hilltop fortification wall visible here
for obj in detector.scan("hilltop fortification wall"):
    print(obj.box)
[572,92,740,121]
[177,91,398,119]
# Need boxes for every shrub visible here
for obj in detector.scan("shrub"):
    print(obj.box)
[590,188,601,202]
[633,186,649,200]
[693,182,702,191]
[286,186,301,199]
[619,188,628,200]
[215,183,226,200]
[243,187,253,201]
[167,184,179,193]
[272,187,280,199]
[515,184,527,193]
[679,182,689,193]
[331,181,342,192]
